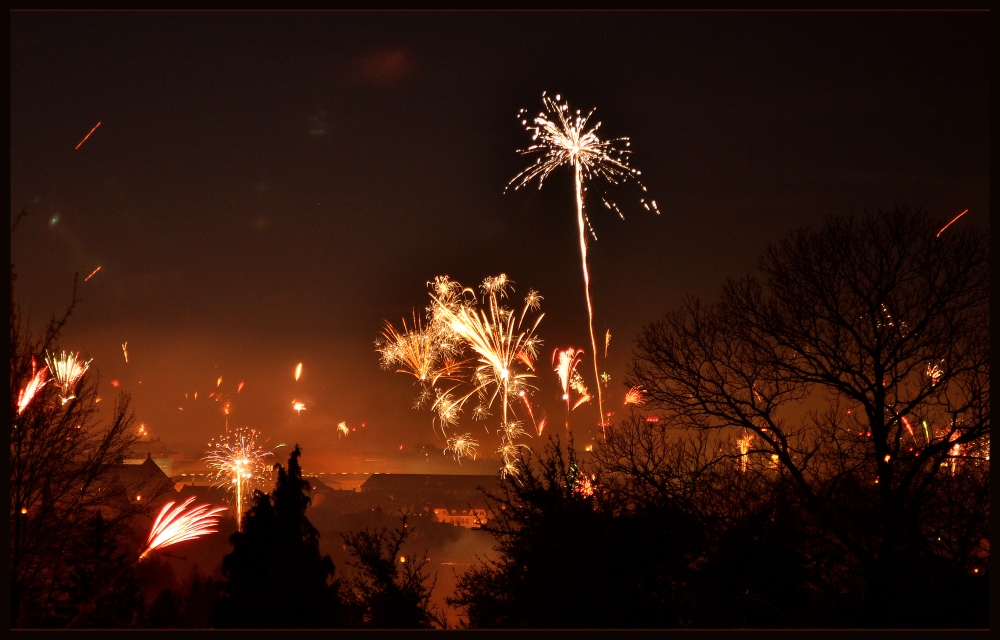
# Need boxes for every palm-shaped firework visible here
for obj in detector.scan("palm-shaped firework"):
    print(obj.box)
[204,427,274,531]
[508,92,658,437]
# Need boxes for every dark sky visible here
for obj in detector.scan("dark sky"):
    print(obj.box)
[10,11,990,473]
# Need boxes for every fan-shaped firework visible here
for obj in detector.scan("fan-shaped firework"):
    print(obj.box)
[139,497,227,560]
[204,428,274,531]
[508,92,658,437]
[44,350,91,404]
[16,357,48,416]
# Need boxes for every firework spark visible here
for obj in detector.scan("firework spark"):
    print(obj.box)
[604,328,611,359]
[122,342,128,363]
[926,361,944,386]
[736,430,754,473]
[292,400,306,415]
[936,209,969,237]
[84,265,102,281]
[44,351,91,404]
[624,386,644,406]
[445,433,479,463]
[204,428,274,531]
[509,92,659,436]
[139,497,227,560]
[337,421,349,437]
[295,363,303,381]
[74,121,102,150]
[17,357,49,416]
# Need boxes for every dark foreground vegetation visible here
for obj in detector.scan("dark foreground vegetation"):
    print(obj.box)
[11,208,988,628]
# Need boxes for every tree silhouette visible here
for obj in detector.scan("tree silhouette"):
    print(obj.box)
[339,514,444,628]
[11,211,153,628]
[211,445,342,628]
[54,510,144,628]
[448,437,703,628]
[625,207,989,627]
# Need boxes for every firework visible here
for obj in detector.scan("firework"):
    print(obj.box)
[936,208,969,237]
[337,421,349,437]
[204,428,274,531]
[292,400,306,415]
[74,121,101,150]
[509,92,659,436]
[604,328,611,359]
[44,351,91,404]
[139,497,227,560]
[736,430,754,473]
[377,312,467,385]
[84,265,102,281]
[624,386,644,406]
[553,347,589,429]
[122,342,128,363]
[445,434,479,463]
[17,357,49,415]
[295,363,303,381]
[926,361,944,386]
[379,274,544,478]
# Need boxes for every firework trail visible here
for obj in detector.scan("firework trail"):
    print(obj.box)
[139,497,227,560]
[509,92,658,438]
[84,266,102,282]
[204,428,274,531]
[17,357,49,416]
[44,351,91,405]
[74,121,101,150]
[295,363,303,381]
[122,342,128,363]
[936,209,969,237]
[604,328,611,359]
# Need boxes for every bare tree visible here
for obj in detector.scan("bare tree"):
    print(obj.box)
[340,515,444,629]
[626,207,989,625]
[10,211,159,627]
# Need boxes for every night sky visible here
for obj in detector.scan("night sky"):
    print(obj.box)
[10,11,989,473]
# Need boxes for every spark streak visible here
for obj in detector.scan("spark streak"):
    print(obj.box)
[936,209,969,237]
[84,266,102,281]
[74,121,101,150]
[17,358,48,416]
[295,363,303,381]
[122,342,128,363]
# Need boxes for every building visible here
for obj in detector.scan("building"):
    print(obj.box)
[358,473,499,526]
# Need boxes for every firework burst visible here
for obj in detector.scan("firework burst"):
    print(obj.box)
[379,274,544,478]
[139,497,227,560]
[44,350,91,405]
[445,433,479,463]
[204,428,274,531]
[624,386,645,406]
[508,92,658,437]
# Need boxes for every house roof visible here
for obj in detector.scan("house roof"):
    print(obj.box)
[360,474,499,494]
